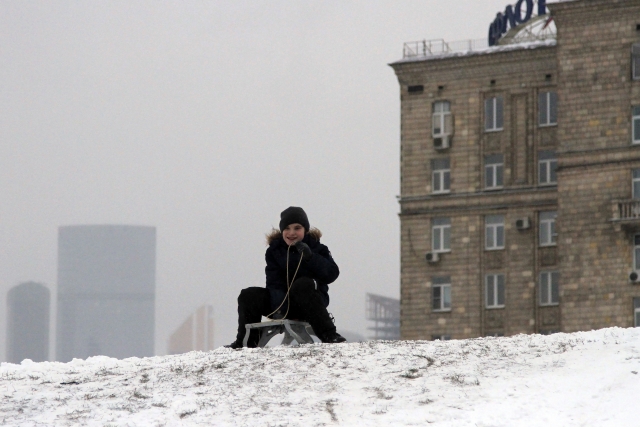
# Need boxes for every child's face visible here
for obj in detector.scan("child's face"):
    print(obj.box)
[282,223,305,246]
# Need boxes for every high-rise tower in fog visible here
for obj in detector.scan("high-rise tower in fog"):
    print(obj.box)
[7,282,50,363]
[56,225,156,361]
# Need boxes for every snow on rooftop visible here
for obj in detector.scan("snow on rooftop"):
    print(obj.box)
[391,38,557,65]
[1,326,639,426]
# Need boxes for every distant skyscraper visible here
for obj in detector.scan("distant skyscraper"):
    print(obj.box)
[7,282,50,363]
[56,225,156,362]
[167,305,214,355]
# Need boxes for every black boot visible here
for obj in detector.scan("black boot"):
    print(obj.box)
[319,331,347,344]
[224,340,243,350]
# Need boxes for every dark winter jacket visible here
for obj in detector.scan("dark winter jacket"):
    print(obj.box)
[265,228,339,312]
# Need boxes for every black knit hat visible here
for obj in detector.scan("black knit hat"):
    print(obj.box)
[279,206,310,232]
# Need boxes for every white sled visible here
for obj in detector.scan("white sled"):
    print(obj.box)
[243,319,317,347]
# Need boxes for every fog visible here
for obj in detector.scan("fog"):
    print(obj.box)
[1,0,519,359]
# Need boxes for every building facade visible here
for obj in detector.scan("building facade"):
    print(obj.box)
[6,282,50,363]
[56,225,156,361]
[391,0,640,340]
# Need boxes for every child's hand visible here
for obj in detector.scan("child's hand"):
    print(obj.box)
[294,241,313,260]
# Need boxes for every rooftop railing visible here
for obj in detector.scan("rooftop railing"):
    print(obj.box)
[402,33,556,59]
[402,38,489,59]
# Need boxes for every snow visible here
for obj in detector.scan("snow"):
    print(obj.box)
[1,327,639,426]
[391,39,557,65]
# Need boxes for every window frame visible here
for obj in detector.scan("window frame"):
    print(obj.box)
[635,298,640,327]
[538,151,557,186]
[485,215,505,250]
[633,234,640,272]
[633,169,640,199]
[484,154,504,190]
[633,106,640,145]
[431,158,451,194]
[633,44,640,81]
[484,96,504,132]
[432,217,451,253]
[485,274,505,309]
[539,211,557,247]
[539,271,560,306]
[538,91,558,127]
[432,101,452,138]
[432,277,451,312]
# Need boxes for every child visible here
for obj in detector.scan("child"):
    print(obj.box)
[226,206,346,348]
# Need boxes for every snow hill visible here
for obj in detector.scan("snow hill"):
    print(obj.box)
[1,327,639,426]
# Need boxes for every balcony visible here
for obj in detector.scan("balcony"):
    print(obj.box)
[611,199,640,229]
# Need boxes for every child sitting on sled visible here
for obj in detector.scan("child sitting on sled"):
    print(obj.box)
[226,206,346,348]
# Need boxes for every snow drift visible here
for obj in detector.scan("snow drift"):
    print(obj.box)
[1,327,639,426]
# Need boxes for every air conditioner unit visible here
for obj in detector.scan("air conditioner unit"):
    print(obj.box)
[426,252,440,263]
[515,217,531,230]
[630,271,639,283]
[434,136,450,150]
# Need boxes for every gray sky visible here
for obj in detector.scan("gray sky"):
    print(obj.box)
[1,0,521,357]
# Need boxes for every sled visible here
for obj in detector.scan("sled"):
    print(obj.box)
[243,319,317,347]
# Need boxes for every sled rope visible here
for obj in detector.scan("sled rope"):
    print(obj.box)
[266,243,303,319]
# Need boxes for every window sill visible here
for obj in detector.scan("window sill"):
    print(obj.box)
[539,303,559,307]
[538,123,557,128]
[431,191,451,195]
[485,306,505,310]
[485,247,505,251]
[433,250,451,254]
[432,308,452,313]
[484,129,503,133]
[538,182,557,187]
[484,186,504,191]
[539,243,557,248]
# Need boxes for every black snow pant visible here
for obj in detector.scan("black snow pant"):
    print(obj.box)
[235,277,336,347]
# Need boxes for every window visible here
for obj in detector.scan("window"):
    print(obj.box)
[540,271,559,306]
[634,235,640,272]
[432,158,451,194]
[485,96,504,131]
[485,154,504,189]
[633,44,640,80]
[432,218,451,253]
[538,151,557,185]
[486,274,505,308]
[539,91,558,126]
[485,215,505,250]
[539,211,557,246]
[635,298,640,327]
[432,277,451,311]
[633,169,640,199]
[633,106,640,144]
[432,101,452,137]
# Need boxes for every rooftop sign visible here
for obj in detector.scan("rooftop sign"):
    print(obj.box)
[489,0,548,46]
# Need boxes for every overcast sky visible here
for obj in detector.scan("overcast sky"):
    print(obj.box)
[0,0,535,358]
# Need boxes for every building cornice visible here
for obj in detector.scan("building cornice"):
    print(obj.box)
[398,186,557,216]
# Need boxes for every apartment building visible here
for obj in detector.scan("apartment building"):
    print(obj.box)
[390,0,640,340]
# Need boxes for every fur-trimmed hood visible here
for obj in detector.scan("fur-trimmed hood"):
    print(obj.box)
[265,227,322,246]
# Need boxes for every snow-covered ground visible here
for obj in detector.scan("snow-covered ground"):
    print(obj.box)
[1,327,639,426]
